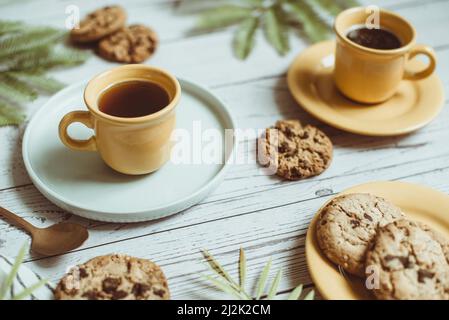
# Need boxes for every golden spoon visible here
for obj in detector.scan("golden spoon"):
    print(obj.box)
[0,206,89,256]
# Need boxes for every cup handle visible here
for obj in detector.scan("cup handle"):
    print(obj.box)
[58,111,97,151]
[403,44,436,81]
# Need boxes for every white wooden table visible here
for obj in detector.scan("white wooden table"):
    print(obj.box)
[1,0,448,299]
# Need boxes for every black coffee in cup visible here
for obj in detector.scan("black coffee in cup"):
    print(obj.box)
[346,27,401,50]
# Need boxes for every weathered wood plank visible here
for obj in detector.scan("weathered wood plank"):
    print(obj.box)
[12,167,449,299]
[1,0,449,300]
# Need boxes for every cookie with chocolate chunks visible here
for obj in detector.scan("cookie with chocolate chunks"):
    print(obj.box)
[366,219,449,300]
[70,6,127,43]
[54,254,170,300]
[259,120,333,180]
[316,193,404,277]
[98,24,158,63]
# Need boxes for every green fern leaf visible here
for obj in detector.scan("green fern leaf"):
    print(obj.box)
[202,275,247,299]
[338,0,360,9]
[0,20,25,35]
[0,74,37,103]
[8,71,64,93]
[203,248,310,300]
[8,47,88,72]
[267,269,282,300]
[255,258,271,299]
[287,284,303,300]
[263,6,289,55]
[239,247,247,291]
[313,0,344,16]
[0,20,89,127]
[0,243,27,299]
[12,279,48,300]
[304,289,315,300]
[244,0,264,6]
[1,45,52,67]
[287,0,331,42]
[233,16,258,59]
[0,101,25,126]
[197,5,254,30]
[0,27,65,58]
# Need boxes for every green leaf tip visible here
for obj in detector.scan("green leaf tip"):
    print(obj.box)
[233,17,259,59]
[0,19,89,127]
[197,5,253,30]
[263,7,289,55]
[202,248,312,300]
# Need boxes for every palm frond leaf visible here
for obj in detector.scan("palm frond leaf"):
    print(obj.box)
[239,247,247,291]
[196,5,254,30]
[0,243,49,300]
[12,279,48,300]
[0,27,65,59]
[0,20,25,35]
[338,0,360,9]
[189,0,359,59]
[313,0,345,16]
[202,275,246,299]
[1,45,52,67]
[263,7,289,55]
[0,243,27,300]
[0,101,25,126]
[0,73,37,103]
[10,47,87,72]
[287,284,303,300]
[233,16,258,59]
[255,258,271,299]
[0,20,89,127]
[8,71,64,94]
[287,0,331,42]
[304,289,315,300]
[201,249,240,291]
[202,249,312,300]
[267,269,282,300]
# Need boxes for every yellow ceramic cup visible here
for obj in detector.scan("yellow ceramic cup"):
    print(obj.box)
[59,65,181,175]
[334,7,436,104]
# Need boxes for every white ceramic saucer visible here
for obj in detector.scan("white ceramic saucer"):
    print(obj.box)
[23,79,236,222]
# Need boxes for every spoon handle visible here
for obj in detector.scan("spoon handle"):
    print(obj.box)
[0,206,36,235]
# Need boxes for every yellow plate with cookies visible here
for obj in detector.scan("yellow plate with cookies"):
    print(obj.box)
[305,181,449,300]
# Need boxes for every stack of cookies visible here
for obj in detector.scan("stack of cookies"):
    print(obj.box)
[316,193,449,300]
[70,6,158,63]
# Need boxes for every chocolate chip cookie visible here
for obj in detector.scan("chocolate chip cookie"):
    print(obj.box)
[70,6,127,43]
[54,254,170,300]
[259,120,333,180]
[98,24,158,63]
[316,193,403,277]
[366,219,449,300]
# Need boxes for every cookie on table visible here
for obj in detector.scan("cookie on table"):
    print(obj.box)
[366,219,449,300]
[98,24,158,63]
[54,254,170,300]
[316,193,403,277]
[259,120,333,180]
[70,6,127,43]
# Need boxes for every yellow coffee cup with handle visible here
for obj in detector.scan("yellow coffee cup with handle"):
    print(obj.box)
[334,7,436,104]
[58,65,181,175]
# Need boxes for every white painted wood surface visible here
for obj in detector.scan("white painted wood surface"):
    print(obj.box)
[1,0,448,299]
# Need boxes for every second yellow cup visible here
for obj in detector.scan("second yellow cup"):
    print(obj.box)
[334,7,436,104]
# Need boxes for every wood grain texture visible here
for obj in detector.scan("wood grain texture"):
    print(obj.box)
[0,0,448,299]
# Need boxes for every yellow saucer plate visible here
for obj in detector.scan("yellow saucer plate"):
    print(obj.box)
[305,181,449,300]
[287,40,445,136]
